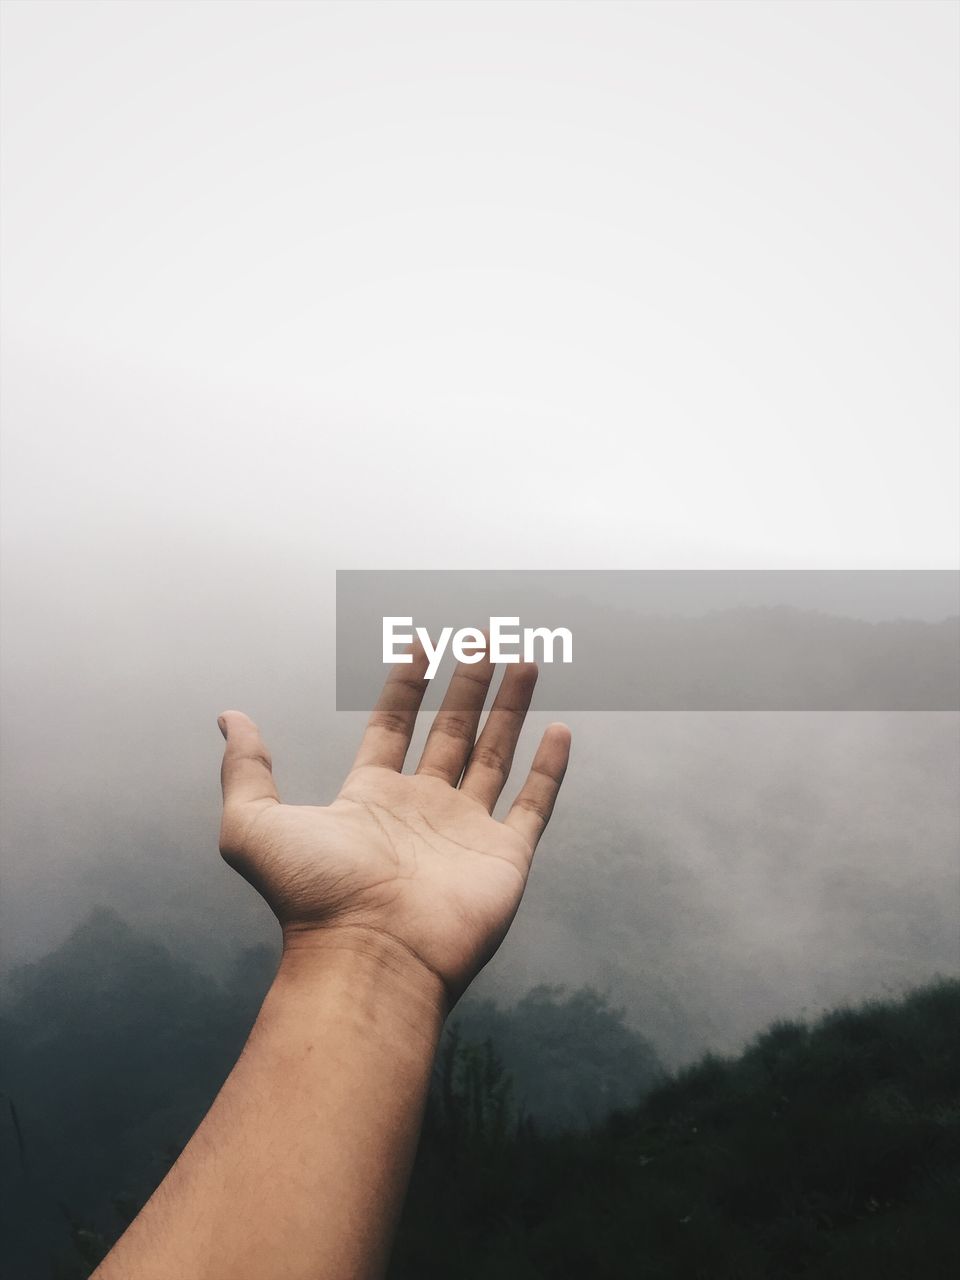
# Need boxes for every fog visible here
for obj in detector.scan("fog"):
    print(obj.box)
[3,527,957,1063]
[2,1,958,1067]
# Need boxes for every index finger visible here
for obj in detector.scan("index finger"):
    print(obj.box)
[351,641,431,771]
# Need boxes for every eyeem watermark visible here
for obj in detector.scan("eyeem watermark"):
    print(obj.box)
[383,616,574,679]
[337,572,960,710]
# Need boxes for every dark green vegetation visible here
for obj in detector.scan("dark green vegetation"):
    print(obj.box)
[1,911,957,1278]
[399,979,960,1279]
[0,911,658,1276]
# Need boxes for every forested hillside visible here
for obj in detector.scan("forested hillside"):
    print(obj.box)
[396,978,959,1279]
[1,912,957,1278]
[0,911,658,1276]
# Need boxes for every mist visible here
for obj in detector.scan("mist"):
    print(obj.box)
[3,523,957,1064]
[2,0,958,1074]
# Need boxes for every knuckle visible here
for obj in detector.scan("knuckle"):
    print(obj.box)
[434,713,475,745]
[515,794,550,821]
[470,744,508,776]
[416,763,452,782]
[368,710,412,737]
[389,672,427,692]
[455,667,491,686]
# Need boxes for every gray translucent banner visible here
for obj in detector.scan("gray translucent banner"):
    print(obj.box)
[336,571,960,711]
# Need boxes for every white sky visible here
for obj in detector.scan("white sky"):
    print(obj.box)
[1,1,958,1019]
[2,0,958,575]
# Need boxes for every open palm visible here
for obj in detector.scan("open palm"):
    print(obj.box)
[218,647,571,1005]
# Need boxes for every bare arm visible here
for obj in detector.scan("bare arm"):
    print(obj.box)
[93,646,571,1280]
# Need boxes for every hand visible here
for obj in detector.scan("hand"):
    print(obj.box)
[217,648,571,1010]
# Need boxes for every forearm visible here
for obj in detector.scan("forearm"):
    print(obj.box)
[93,655,568,1277]
[94,928,446,1280]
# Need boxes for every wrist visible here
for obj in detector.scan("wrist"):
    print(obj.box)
[276,921,450,1034]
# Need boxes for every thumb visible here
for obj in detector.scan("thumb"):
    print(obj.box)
[218,710,281,813]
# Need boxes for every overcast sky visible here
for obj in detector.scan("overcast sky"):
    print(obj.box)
[1,2,957,1049]
[2,0,957,575]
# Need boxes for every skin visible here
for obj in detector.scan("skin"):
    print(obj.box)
[92,644,571,1279]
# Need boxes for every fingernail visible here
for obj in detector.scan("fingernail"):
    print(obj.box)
[217,715,227,739]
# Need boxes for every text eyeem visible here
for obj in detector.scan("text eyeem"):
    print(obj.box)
[383,617,573,680]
